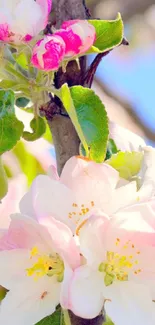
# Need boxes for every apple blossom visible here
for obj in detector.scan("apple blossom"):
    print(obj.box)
[68,211,155,325]
[0,0,52,43]
[31,35,66,71]
[20,155,121,232]
[20,154,155,235]
[0,214,80,325]
[61,20,96,54]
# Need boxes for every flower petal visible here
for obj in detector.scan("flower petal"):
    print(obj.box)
[0,249,30,290]
[30,175,77,230]
[0,214,52,251]
[138,146,155,201]
[48,164,59,180]
[61,156,119,210]
[41,216,81,269]
[103,282,155,325]
[69,266,104,319]
[0,276,60,325]
[103,181,138,215]
[79,213,109,266]
[60,262,73,310]
[19,187,36,219]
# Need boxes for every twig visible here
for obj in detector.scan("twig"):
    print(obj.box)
[84,38,129,88]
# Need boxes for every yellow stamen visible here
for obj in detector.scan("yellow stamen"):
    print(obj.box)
[76,219,88,236]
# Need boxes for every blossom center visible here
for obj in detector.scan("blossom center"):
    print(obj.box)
[68,201,95,234]
[99,239,141,286]
[26,246,64,282]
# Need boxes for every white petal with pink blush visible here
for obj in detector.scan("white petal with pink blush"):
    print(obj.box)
[0,214,80,324]
[68,211,155,319]
[20,156,120,233]
[20,155,155,236]
[0,0,52,43]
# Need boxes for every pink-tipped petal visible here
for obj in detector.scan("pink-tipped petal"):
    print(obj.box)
[0,214,52,251]
[61,20,96,54]
[31,35,66,71]
[0,23,10,42]
[55,29,82,56]
[0,0,52,43]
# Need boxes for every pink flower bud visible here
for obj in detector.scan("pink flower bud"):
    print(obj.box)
[61,20,96,54]
[31,35,66,71]
[54,29,82,57]
[0,0,52,43]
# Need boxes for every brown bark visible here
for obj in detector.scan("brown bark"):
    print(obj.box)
[42,0,90,175]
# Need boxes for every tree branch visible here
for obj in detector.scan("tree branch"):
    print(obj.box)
[41,0,90,175]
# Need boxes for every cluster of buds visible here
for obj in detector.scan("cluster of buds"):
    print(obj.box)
[31,20,96,71]
[0,0,96,72]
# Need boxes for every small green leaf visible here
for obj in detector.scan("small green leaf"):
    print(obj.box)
[36,306,62,325]
[106,151,143,180]
[22,116,46,141]
[16,97,30,108]
[88,13,123,53]
[0,90,24,155]
[104,316,114,325]
[0,286,7,302]
[61,84,109,162]
[15,52,29,70]
[0,156,8,200]
[105,139,119,160]
[0,80,19,90]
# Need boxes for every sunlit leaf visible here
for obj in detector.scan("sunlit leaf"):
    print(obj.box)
[22,116,46,141]
[61,84,109,162]
[88,13,123,53]
[106,151,143,179]
[0,90,24,155]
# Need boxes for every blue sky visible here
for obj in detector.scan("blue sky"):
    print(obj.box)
[94,45,155,133]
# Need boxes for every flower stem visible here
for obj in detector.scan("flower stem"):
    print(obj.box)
[63,310,72,325]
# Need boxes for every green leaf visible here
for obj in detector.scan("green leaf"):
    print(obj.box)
[105,138,119,160]
[22,116,46,141]
[106,151,143,180]
[36,306,62,325]
[16,97,30,108]
[0,156,8,200]
[15,52,29,70]
[88,13,123,53]
[0,90,24,155]
[0,79,19,90]
[61,84,89,156]
[104,316,114,325]
[0,286,7,302]
[61,84,109,162]
[12,141,45,186]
